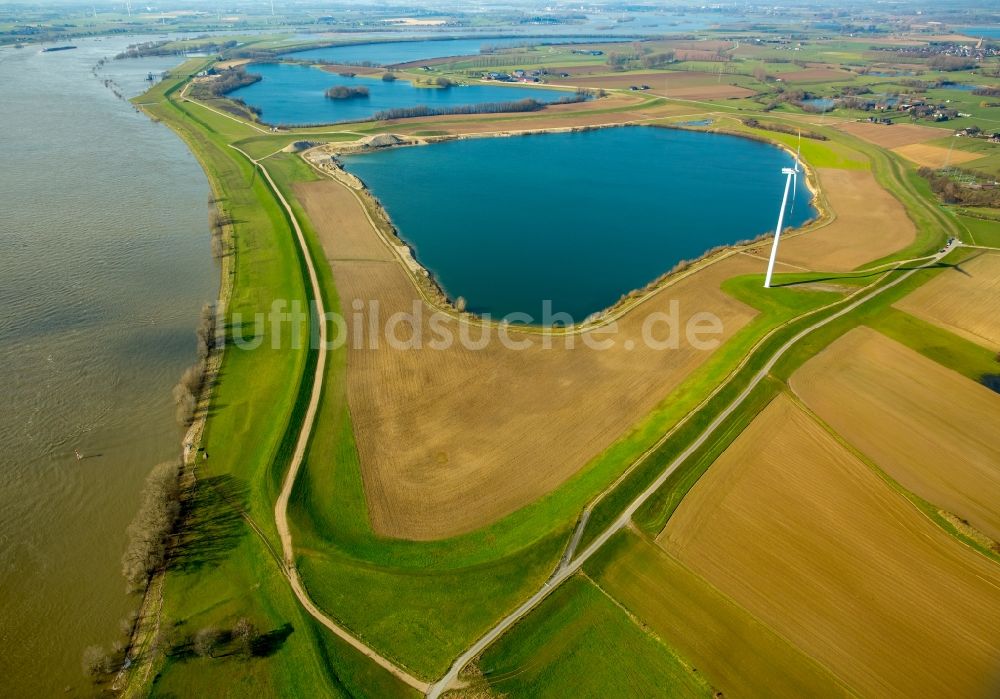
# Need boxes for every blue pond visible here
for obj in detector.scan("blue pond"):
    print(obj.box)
[343,127,816,321]
[960,26,1000,40]
[229,62,571,126]
[281,36,625,66]
[939,83,980,92]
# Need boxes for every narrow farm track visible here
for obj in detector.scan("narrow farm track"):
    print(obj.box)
[229,145,431,694]
[425,245,955,698]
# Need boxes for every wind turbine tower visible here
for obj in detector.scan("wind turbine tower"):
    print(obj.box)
[763,145,800,289]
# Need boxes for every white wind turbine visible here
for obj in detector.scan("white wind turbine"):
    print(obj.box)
[763,135,801,289]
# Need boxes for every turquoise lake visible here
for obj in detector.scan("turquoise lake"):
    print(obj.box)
[230,62,572,126]
[343,127,816,321]
[280,36,625,65]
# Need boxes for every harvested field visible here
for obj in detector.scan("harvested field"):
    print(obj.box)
[835,121,944,149]
[792,326,1000,540]
[894,252,1000,351]
[294,179,760,539]
[296,180,396,261]
[659,394,1000,698]
[779,168,915,271]
[594,532,849,698]
[560,70,755,99]
[892,142,984,168]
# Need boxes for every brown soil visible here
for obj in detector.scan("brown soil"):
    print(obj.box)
[779,168,916,271]
[892,142,983,168]
[659,393,1000,699]
[792,326,1000,541]
[894,251,1000,351]
[835,121,946,149]
[294,179,760,539]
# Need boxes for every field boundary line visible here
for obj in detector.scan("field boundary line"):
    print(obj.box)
[559,260,911,564]
[786,383,1000,569]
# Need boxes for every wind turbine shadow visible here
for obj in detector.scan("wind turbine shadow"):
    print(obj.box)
[771,261,956,288]
[948,250,984,277]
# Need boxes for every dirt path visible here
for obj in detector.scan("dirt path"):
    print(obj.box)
[230,145,430,693]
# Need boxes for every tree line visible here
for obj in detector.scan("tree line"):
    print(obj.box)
[919,167,1000,208]
[741,118,829,141]
[115,39,239,60]
[372,90,590,120]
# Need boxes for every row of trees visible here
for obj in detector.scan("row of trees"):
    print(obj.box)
[115,39,239,59]
[639,50,676,69]
[173,303,218,426]
[372,90,591,121]
[928,55,977,72]
[741,118,829,141]
[121,460,184,590]
[209,197,233,260]
[87,201,233,682]
[83,616,265,681]
[373,97,545,120]
[919,167,1000,208]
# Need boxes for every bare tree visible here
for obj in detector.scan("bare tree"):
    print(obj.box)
[193,627,222,658]
[196,302,218,359]
[81,645,114,678]
[233,617,259,658]
[172,382,196,425]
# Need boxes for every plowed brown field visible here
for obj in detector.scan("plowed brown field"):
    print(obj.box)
[791,326,1000,540]
[835,121,945,148]
[894,251,1000,351]
[559,70,756,100]
[295,179,759,539]
[893,142,983,168]
[779,168,915,271]
[659,393,1000,698]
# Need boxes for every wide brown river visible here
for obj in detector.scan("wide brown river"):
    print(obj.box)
[0,37,215,694]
